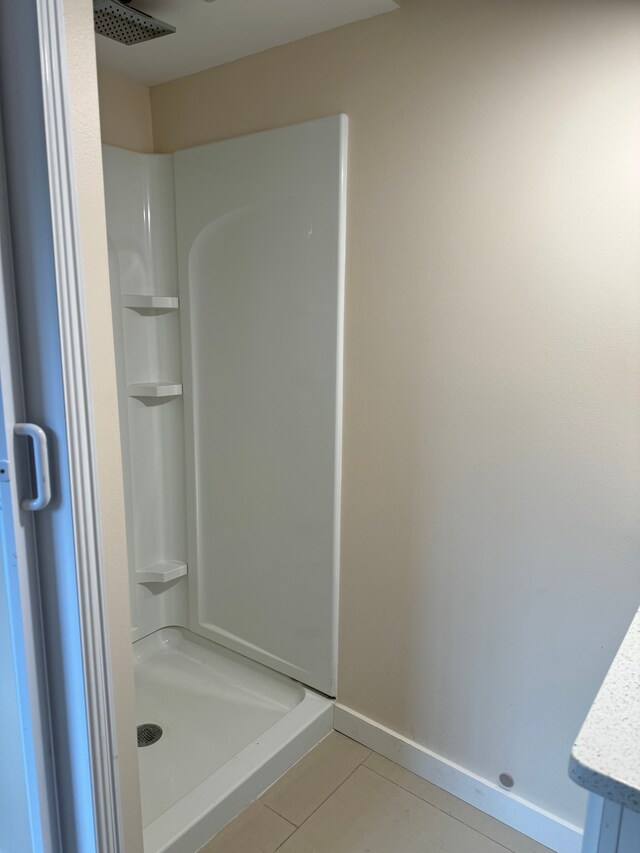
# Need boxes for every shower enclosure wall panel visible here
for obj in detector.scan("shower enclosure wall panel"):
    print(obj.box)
[175,115,347,697]
[102,146,188,640]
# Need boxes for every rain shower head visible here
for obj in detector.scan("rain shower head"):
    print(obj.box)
[94,0,176,45]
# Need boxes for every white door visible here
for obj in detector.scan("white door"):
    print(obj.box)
[176,116,347,696]
[0,121,57,852]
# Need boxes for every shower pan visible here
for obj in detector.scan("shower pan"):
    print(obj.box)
[102,115,347,852]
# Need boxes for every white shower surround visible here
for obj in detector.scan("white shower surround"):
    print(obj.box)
[102,115,347,851]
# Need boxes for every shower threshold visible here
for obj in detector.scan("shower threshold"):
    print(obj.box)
[134,627,333,853]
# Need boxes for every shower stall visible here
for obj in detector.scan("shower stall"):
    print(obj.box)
[102,115,347,852]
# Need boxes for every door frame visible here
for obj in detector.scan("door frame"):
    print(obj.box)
[36,1,124,848]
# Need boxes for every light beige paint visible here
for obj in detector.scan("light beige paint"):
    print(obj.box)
[150,0,640,827]
[98,68,153,153]
[61,2,143,850]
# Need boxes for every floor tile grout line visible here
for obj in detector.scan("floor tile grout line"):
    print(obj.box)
[260,802,298,835]
[196,801,297,853]
[259,731,341,805]
[271,747,373,851]
[362,761,533,853]
[268,746,372,829]
[260,735,371,824]
[272,761,366,852]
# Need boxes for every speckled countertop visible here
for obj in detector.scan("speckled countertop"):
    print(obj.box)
[569,606,640,812]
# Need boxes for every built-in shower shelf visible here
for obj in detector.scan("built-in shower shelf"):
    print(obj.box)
[127,382,183,399]
[122,294,179,312]
[136,561,188,585]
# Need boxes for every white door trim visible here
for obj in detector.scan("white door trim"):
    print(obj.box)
[334,703,584,853]
[34,1,124,850]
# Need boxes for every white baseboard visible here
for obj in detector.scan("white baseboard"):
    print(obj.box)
[334,704,583,853]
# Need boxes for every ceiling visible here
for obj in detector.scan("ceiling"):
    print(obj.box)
[96,0,399,87]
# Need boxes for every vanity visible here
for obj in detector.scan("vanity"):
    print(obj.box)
[569,608,640,853]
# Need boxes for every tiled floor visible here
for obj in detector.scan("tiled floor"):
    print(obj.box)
[198,732,555,853]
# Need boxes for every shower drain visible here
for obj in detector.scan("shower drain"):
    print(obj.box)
[137,723,163,747]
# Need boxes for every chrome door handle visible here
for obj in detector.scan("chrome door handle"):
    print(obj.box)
[14,423,52,511]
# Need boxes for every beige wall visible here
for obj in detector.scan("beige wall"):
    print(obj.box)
[62,2,143,850]
[149,0,640,827]
[98,68,153,153]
